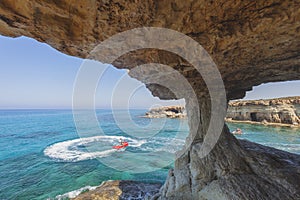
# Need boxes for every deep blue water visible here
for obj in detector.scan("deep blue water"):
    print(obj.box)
[0,110,299,199]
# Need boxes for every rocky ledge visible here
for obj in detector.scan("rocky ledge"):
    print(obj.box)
[143,106,186,118]
[72,180,162,200]
[227,96,300,127]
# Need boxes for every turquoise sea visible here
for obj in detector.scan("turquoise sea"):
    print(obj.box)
[0,110,299,199]
[227,122,300,154]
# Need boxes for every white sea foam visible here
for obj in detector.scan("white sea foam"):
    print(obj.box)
[54,180,161,200]
[141,137,186,154]
[54,185,99,199]
[44,136,146,162]
[44,135,187,162]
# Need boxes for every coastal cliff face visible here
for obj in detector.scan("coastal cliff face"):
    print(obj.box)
[1,1,300,199]
[227,96,300,125]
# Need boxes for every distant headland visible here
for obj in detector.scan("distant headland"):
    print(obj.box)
[226,96,300,128]
[145,97,300,128]
[143,105,186,118]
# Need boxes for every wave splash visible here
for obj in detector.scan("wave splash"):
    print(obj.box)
[54,185,98,200]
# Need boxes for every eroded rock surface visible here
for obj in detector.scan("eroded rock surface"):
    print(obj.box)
[1,0,300,99]
[159,127,300,200]
[1,1,300,199]
[227,96,300,126]
[144,106,186,118]
[72,180,161,200]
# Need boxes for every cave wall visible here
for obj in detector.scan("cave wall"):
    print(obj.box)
[1,1,300,199]
[0,0,300,99]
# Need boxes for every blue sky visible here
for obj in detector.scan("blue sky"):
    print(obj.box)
[0,35,183,109]
[0,35,299,109]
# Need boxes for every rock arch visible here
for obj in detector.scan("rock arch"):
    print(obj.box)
[1,0,300,199]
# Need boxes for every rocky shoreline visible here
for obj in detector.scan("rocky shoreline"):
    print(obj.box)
[226,118,300,128]
[143,106,186,118]
[71,180,162,200]
[227,96,300,127]
[142,97,300,128]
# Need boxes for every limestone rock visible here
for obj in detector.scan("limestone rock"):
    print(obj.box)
[158,127,300,200]
[144,106,186,118]
[72,180,162,200]
[1,1,300,200]
[0,0,300,99]
[227,96,300,125]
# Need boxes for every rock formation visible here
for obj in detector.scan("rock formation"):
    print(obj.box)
[1,1,300,199]
[72,180,161,200]
[144,106,186,118]
[227,96,300,126]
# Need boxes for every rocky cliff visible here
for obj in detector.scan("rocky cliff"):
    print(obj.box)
[1,1,300,199]
[144,106,186,118]
[227,96,300,126]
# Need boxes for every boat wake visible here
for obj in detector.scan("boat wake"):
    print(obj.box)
[44,135,186,162]
[44,136,145,162]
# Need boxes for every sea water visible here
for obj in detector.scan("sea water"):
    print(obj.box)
[227,123,300,154]
[0,109,187,200]
[0,110,299,199]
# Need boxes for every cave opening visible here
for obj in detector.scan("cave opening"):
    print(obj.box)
[227,80,300,155]
[1,1,300,199]
[250,112,258,121]
[0,35,191,199]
